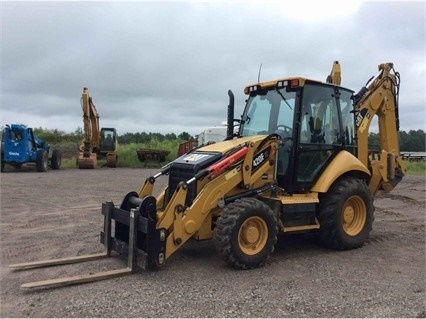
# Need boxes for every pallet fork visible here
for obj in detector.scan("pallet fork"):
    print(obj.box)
[9,201,144,290]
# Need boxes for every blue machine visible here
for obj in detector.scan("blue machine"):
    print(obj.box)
[1,124,62,172]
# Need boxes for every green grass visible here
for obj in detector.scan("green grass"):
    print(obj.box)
[117,141,180,168]
[405,161,426,175]
[59,140,183,169]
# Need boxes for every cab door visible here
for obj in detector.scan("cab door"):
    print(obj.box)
[292,83,343,192]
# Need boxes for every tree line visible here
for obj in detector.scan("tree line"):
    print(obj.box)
[368,130,425,152]
[3,126,424,152]
[28,127,195,145]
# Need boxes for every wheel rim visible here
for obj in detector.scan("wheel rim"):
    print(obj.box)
[238,216,268,255]
[341,195,367,236]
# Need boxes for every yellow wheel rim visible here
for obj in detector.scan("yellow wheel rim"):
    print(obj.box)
[341,195,367,236]
[238,216,268,255]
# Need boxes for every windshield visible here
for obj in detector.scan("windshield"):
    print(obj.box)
[240,88,296,137]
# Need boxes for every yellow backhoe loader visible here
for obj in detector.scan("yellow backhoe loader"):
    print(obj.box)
[77,87,118,169]
[10,62,406,289]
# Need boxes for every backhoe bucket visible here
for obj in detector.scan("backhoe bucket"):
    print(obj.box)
[77,152,97,169]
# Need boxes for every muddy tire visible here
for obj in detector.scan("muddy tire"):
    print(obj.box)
[213,197,278,269]
[36,150,48,172]
[317,176,374,250]
[50,149,62,170]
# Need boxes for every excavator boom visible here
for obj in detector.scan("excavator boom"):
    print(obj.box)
[326,60,341,85]
[78,87,99,168]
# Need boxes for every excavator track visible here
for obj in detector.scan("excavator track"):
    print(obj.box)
[106,153,117,168]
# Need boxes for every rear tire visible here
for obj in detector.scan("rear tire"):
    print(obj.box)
[36,150,48,172]
[1,152,4,172]
[317,176,374,250]
[214,197,278,269]
[50,149,62,169]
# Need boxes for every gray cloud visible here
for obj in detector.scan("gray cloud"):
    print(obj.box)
[1,1,425,136]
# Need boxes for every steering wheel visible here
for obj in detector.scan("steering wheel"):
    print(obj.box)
[276,125,292,141]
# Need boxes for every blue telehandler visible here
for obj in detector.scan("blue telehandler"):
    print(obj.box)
[1,124,62,172]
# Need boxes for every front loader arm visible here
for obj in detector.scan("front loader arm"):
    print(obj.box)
[157,135,278,260]
[352,63,407,194]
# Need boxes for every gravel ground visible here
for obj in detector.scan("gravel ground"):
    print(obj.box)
[0,167,425,318]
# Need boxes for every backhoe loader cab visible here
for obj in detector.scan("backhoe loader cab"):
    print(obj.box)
[240,79,358,193]
[10,62,407,290]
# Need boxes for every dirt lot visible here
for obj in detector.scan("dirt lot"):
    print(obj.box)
[0,167,425,318]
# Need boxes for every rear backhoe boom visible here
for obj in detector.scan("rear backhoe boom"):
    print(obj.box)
[352,63,406,194]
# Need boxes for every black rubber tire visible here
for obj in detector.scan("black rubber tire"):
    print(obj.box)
[213,197,278,269]
[50,149,62,169]
[0,152,4,172]
[36,150,48,172]
[317,176,374,250]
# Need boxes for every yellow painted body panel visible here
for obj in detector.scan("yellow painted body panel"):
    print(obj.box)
[151,135,279,259]
[311,151,370,193]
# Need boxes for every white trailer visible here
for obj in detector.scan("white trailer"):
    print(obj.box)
[198,125,228,145]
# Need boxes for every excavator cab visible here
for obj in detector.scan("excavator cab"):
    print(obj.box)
[100,128,117,153]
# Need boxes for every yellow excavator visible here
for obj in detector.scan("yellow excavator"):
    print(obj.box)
[10,62,406,289]
[77,87,118,169]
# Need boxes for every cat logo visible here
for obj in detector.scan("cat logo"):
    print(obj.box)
[183,153,210,162]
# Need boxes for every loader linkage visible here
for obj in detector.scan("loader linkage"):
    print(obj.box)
[9,197,159,290]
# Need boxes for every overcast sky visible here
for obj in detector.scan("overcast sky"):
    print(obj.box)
[1,1,425,137]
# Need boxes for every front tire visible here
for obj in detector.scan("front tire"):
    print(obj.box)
[36,150,48,172]
[50,149,62,169]
[317,176,374,250]
[214,197,278,269]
